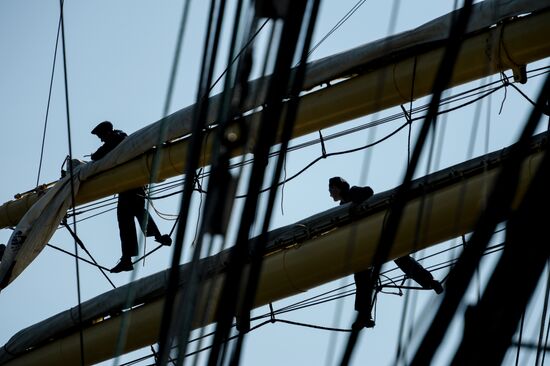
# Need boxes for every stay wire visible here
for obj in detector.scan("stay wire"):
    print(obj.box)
[207,18,269,95]
[535,261,550,366]
[542,298,550,366]
[36,14,62,187]
[515,312,526,366]
[306,0,367,60]
[62,221,116,289]
[47,242,110,271]
[59,1,85,365]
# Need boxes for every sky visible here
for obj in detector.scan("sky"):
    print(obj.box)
[0,1,549,365]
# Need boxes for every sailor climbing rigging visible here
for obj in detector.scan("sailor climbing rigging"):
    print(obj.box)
[90,121,172,273]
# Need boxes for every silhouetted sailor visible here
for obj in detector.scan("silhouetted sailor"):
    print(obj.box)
[91,121,172,273]
[328,177,443,329]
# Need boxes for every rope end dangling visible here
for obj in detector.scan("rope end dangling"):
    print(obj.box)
[319,130,327,158]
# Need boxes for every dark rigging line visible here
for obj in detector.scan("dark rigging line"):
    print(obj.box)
[36,14,62,187]
[62,221,116,289]
[306,0,368,60]
[47,243,110,271]
[542,290,550,366]
[515,312,526,366]
[535,261,550,366]
[207,17,270,95]
[58,1,85,365]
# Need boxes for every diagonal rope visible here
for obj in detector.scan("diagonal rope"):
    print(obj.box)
[36,14,62,187]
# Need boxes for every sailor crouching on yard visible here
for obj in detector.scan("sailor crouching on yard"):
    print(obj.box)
[90,121,172,273]
[328,177,443,330]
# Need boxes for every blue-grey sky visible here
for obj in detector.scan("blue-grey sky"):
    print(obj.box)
[0,1,548,365]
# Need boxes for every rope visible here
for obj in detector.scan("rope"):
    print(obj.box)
[208,18,270,95]
[508,82,550,117]
[62,221,116,289]
[273,318,351,332]
[498,72,509,115]
[305,0,368,60]
[515,312,526,366]
[319,130,327,158]
[269,302,276,323]
[407,56,418,167]
[36,14,62,187]
[542,305,550,366]
[132,244,164,265]
[58,0,85,364]
[535,261,550,365]
[46,243,110,272]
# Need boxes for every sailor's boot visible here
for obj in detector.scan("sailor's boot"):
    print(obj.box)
[395,255,443,294]
[110,257,134,273]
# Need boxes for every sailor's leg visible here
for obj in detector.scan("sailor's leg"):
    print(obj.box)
[394,255,443,294]
[117,193,139,258]
[353,268,375,328]
[131,188,162,238]
[132,188,171,246]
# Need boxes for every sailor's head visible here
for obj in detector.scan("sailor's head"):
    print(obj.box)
[328,176,349,202]
[91,121,113,142]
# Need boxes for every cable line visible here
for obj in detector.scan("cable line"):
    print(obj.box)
[58,0,85,364]
[306,0,368,60]
[36,14,62,187]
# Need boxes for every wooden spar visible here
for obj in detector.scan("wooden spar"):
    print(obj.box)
[1,134,545,366]
[0,5,549,229]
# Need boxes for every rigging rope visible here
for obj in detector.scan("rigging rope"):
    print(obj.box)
[58,0,85,364]
[306,0,368,60]
[535,262,550,365]
[36,15,62,187]
[62,221,116,289]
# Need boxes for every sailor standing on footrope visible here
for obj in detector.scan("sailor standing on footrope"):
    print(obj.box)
[90,121,172,273]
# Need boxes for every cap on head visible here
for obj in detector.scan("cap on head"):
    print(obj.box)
[329,176,350,192]
[91,121,113,136]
